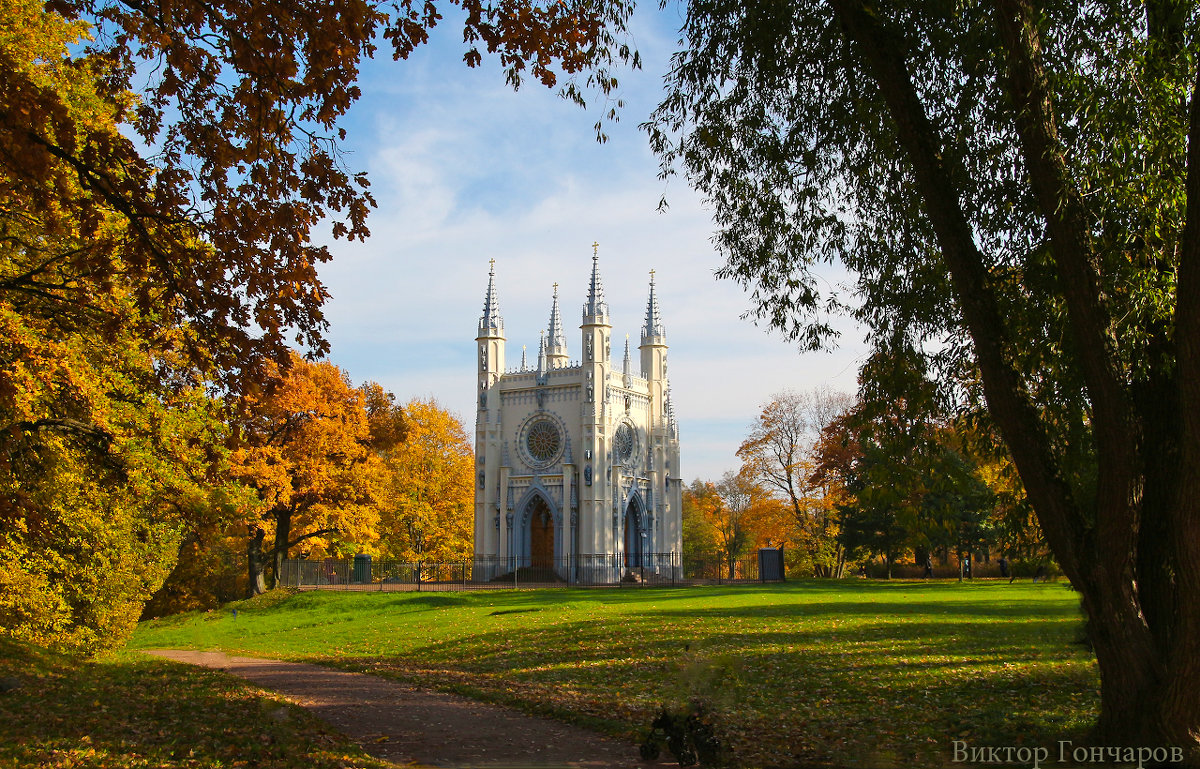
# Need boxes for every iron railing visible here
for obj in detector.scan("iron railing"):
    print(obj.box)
[278,552,773,592]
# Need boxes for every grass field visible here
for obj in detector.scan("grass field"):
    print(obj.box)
[129,579,1100,768]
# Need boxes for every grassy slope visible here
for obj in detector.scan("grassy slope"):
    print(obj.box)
[0,636,396,769]
[130,580,1099,768]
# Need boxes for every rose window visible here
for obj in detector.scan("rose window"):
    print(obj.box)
[526,420,562,464]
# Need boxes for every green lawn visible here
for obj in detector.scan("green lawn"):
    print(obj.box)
[130,579,1099,768]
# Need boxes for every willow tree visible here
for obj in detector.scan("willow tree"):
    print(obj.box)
[647,0,1200,753]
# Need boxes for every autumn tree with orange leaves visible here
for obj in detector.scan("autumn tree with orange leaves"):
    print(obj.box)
[682,473,786,579]
[375,399,473,563]
[0,0,256,652]
[230,355,407,595]
[5,0,637,387]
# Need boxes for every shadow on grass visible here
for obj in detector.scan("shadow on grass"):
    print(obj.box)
[128,580,1095,768]
[320,593,1096,769]
[0,639,391,769]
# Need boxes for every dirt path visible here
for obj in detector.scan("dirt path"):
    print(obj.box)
[143,650,667,769]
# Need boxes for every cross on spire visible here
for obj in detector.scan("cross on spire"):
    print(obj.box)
[642,268,665,341]
[583,244,609,321]
[547,282,568,362]
[479,257,503,335]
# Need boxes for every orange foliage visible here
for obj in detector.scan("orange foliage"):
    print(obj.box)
[375,400,474,562]
[231,354,381,593]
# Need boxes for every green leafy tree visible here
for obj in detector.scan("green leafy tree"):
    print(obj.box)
[681,479,720,564]
[648,0,1200,748]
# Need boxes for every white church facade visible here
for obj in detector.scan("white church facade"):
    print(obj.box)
[473,250,683,583]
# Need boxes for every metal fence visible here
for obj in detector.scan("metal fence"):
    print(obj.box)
[279,552,774,592]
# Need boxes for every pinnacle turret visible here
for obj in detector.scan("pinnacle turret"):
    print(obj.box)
[478,258,504,337]
[641,268,664,342]
[582,245,609,322]
[546,283,569,367]
[623,336,632,378]
[666,387,679,439]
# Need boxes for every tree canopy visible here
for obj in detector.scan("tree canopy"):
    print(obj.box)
[738,387,851,575]
[2,0,635,651]
[375,398,474,562]
[5,0,636,387]
[648,0,1200,750]
[232,355,399,594]
[0,0,247,652]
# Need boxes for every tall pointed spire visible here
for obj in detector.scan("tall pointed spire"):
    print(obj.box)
[642,268,664,341]
[478,258,504,336]
[583,243,609,322]
[536,330,547,376]
[520,345,528,371]
[622,335,632,378]
[546,283,569,367]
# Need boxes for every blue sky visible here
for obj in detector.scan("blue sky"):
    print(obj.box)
[313,4,868,480]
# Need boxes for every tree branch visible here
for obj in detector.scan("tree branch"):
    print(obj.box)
[280,527,341,554]
[991,0,1139,549]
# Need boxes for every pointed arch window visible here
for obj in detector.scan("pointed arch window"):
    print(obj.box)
[614,423,635,464]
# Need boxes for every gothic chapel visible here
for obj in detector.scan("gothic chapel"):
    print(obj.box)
[473,249,683,582]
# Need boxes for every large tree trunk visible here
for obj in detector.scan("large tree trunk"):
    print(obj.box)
[826,0,1200,757]
[1074,560,1164,745]
[1165,37,1200,761]
[270,507,292,591]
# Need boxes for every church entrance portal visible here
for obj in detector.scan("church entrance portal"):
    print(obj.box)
[624,499,643,568]
[528,496,555,570]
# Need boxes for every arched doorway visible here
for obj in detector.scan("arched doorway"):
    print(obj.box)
[624,497,643,568]
[527,496,555,569]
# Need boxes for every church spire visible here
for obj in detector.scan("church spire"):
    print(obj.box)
[520,345,528,371]
[536,330,547,378]
[479,258,504,336]
[582,243,609,322]
[642,268,664,342]
[546,283,569,367]
[623,335,632,378]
